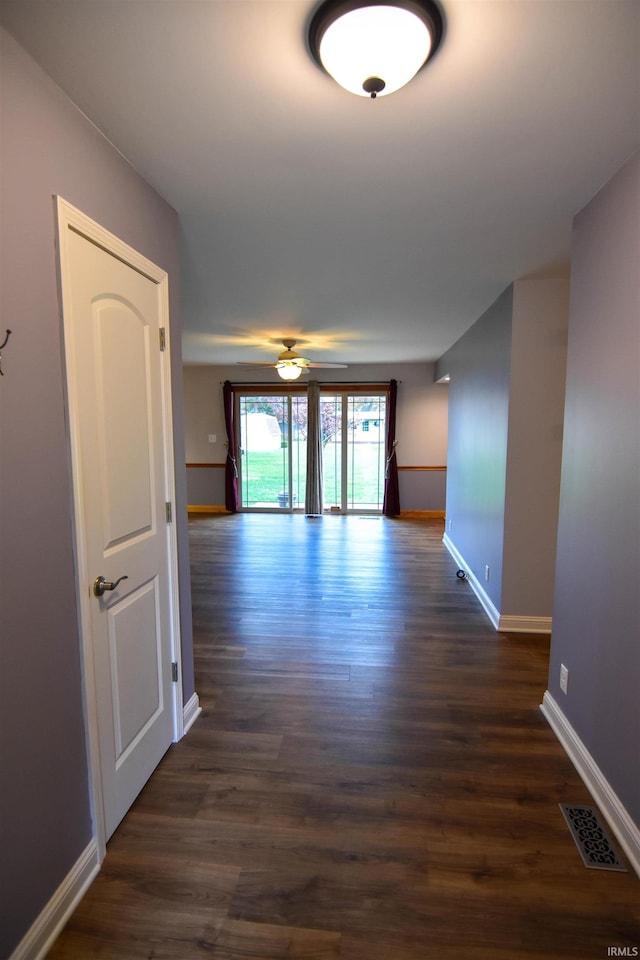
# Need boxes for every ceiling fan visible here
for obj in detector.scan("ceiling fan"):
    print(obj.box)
[237,339,348,381]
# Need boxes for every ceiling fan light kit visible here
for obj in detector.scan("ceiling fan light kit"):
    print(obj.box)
[276,360,304,381]
[308,0,444,99]
[275,340,308,380]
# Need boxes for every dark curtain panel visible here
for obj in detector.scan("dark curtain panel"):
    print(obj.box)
[382,379,400,517]
[223,380,239,513]
[305,380,323,515]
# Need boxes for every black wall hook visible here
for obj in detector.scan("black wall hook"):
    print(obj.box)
[0,329,12,376]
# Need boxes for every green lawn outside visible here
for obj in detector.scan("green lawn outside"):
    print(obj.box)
[241,442,385,510]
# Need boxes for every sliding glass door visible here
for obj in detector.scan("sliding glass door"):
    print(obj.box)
[322,392,387,513]
[238,393,307,510]
[236,388,387,513]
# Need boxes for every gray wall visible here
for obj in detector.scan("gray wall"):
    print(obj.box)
[549,152,640,821]
[0,28,193,956]
[183,362,449,511]
[437,277,570,622]
[437,287,514,612]
[502,279,569,617]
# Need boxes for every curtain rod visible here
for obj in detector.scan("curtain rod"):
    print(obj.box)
[222,380,399,386]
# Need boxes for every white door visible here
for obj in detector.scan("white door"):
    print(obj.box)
[57,199,181,844]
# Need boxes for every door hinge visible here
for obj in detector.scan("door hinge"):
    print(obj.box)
[171,661,179,683]
[159,327,166,352]
[165,501,172,523]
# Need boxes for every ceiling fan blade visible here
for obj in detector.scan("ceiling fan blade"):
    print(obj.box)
[306,361,348,368]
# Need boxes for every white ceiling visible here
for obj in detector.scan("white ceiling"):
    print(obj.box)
[1,0,638,366]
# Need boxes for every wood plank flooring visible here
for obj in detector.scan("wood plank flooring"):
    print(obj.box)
[48,515,639,959]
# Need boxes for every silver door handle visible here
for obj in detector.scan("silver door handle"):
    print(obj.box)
[93,575,128,598]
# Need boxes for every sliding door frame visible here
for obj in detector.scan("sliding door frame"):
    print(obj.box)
[234,386,306,513]
[230,382,389,515]
[321,387,388,515]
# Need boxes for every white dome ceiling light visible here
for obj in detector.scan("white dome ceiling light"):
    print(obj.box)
[308,0,444,99]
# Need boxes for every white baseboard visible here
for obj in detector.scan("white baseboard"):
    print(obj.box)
[183,691,202,735]
[498,614,552,634]
[541,691,640,878]
[442,534,500,628]
[9,839,100,960]
[443,536,553,634]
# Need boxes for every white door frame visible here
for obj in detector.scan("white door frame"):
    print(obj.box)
[55,197,183,859]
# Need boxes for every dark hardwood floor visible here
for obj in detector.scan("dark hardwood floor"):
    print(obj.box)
[48,515,639,959]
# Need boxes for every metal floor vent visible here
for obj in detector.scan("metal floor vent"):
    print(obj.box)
[560,804,627,871]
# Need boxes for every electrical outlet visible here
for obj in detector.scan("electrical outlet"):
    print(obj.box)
[208,434,216,443]
[560,664,569,694]
[484,564,490,581]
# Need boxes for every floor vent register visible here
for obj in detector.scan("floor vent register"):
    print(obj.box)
[559,804,627,872]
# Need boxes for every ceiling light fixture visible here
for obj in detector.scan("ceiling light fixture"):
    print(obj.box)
[309,0,443,99]
[276,360,304,381]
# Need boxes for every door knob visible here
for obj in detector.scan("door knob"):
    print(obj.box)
[93,575,128,598]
